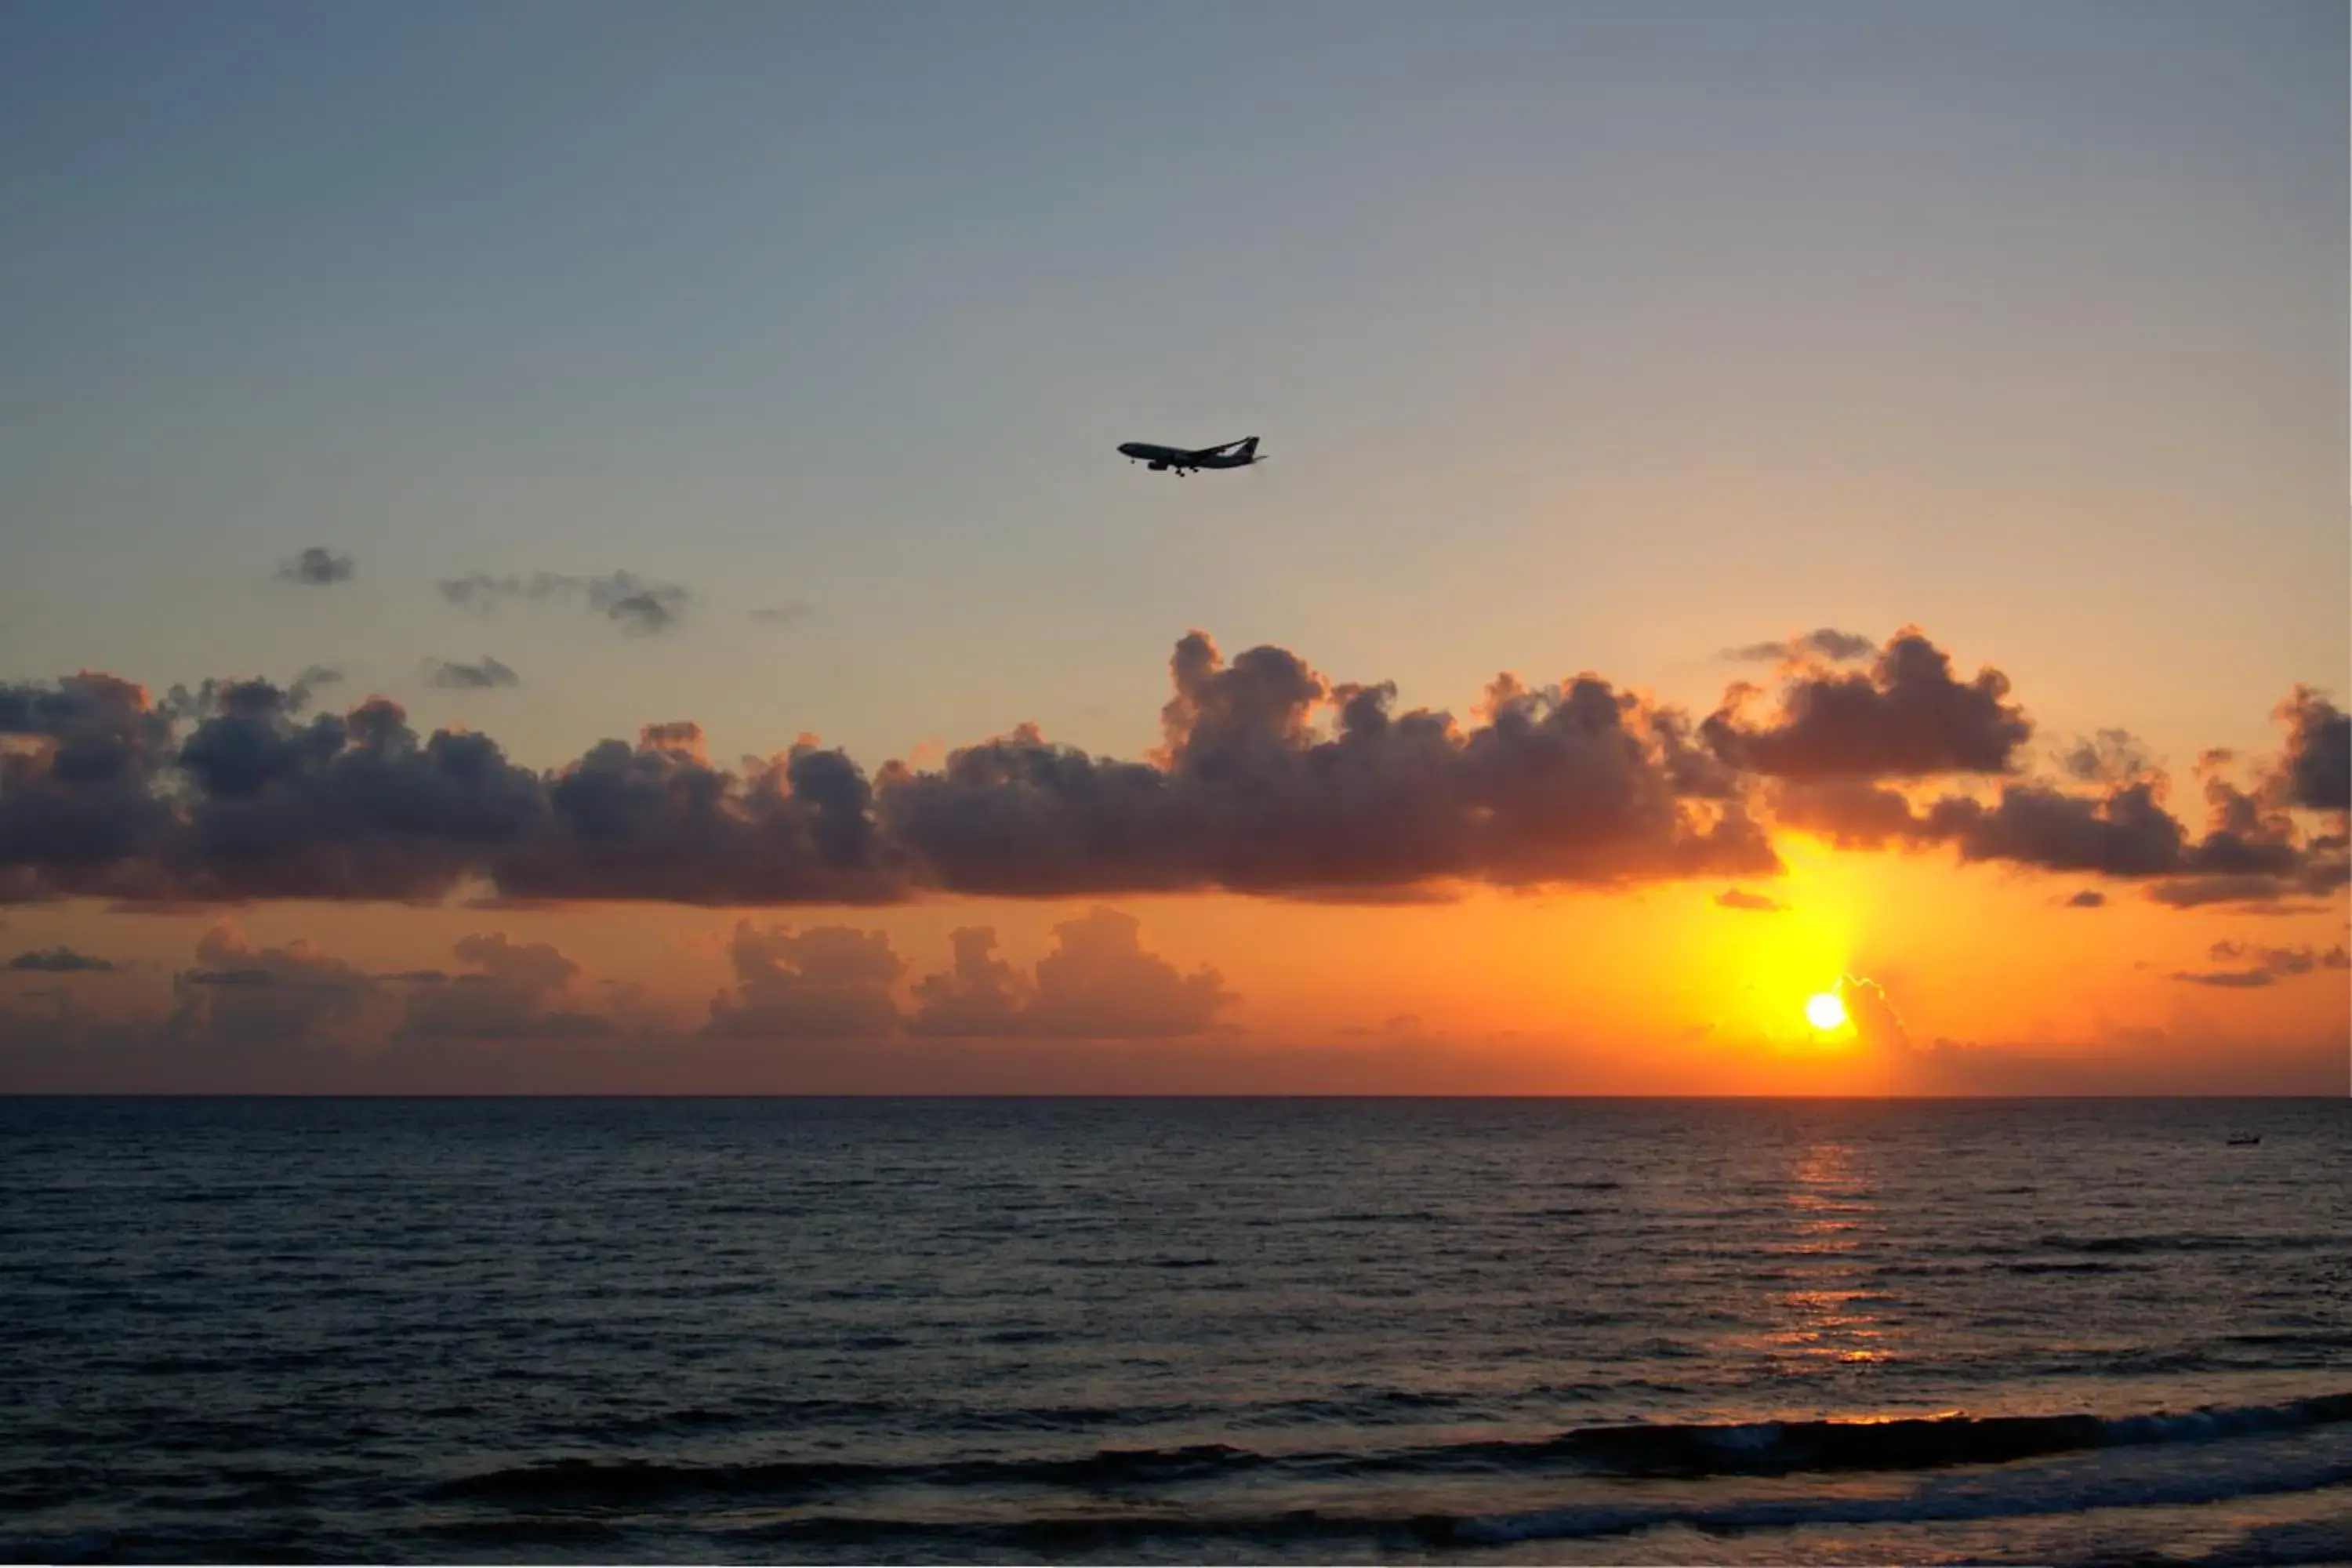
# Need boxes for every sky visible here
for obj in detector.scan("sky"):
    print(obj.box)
[1,0,2345,1093]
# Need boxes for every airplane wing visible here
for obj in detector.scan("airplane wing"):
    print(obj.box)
[1186,438,1248,459]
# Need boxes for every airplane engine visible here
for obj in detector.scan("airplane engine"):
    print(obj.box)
[1148,460,1167,471]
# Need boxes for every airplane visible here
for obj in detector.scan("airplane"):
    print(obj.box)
[1116,436,1263,475]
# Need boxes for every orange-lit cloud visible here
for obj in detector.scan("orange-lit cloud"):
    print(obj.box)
[4,629,2341,913]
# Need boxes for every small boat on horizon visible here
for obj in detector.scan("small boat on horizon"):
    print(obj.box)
[2226,1132,2261,1146]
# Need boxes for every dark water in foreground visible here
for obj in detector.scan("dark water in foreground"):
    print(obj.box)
[3,1098,2349,1565]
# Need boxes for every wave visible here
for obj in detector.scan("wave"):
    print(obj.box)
[430,1392,2352,1510]
[428,1442,1269,1507]
[1456,1449,2352,1547]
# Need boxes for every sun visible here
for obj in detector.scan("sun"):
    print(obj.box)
[1804,991,1848,1032]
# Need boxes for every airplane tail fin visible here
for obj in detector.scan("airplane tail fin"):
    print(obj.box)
[1238,436,1261,460]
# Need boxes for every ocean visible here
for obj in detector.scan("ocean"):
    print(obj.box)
[3,1097,2347,1564]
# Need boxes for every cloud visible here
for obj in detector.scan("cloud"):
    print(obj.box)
[169,927,392,1047]
[5,947,114,972]
[423,656,521,691]
[397,932,612,1039]
[906,927,1029,1036]
[1837,975,1911,1052]
[2060,889,2107,909]
[1703,630,2031,779]
[750,602,814,626]
[0,639,2339,913]
[2269,688,2350,815]
[499,725,903,906]
[275,548,354,586]
[909,909,1236,1038]
[2171,940,2350,989]
[1723,628,1876,665]
[706,922,903,1037]
[1771,779,1933,849]
[438,571,691,635]
[1713,887,1785,913]
[2145,873,2335,913]
[882,632,1778,898]
[1769,724,2343,906]
[2060,728,2153,785]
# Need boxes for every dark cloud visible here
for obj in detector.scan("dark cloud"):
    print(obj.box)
[438,571,691,635]
[706,922,904,1038]
[1723,628,1876,665]
[2269,688,2350,815]
[1930,783,2188,877]
[2172,940,2351,989]
[0,641,2339,913]
[0,671,181,893]
[883,633,1779,898]
[2060,728,2152,785]
[2060,889,2107,909]
[1770,779,1932,849]
[909,910,1236,1038]
[2145,873,2332,913]
[423,656,521,691]
[496,726,906,906]
[2170,967,2279,989]
[1704,630,2031,779]
[5,947,115,972]
[1714,887,1785,913]
[1771,742,2339,905]
[275,548,354,586]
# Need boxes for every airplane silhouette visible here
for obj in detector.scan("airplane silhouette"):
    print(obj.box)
[1117,436,1262,475]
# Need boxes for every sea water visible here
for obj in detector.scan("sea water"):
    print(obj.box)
[3,1097,2347,1563]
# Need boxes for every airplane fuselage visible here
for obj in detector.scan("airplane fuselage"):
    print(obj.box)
[1118,437,1261,474]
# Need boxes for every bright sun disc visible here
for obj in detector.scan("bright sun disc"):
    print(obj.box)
[1805,992,1847,1032]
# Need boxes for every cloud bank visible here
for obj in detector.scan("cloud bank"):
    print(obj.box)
[0,630,2342,911]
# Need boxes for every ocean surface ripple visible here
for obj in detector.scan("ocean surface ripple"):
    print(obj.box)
[2,1097,2347,1563]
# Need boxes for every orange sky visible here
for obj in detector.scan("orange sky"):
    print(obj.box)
[1,7,2343,1093]
[2,634,2343,1094]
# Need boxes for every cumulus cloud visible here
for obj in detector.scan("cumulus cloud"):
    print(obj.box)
[1714,887,1785,913]
[906,927,1030,1036]
[1723,628,1877,665]
[275,548,354,586]
[2171,940,2350,989]
[2268,688,2350,816]
[169,927,392,1047]
[909,909,1236,1038]
[397,932,612,1038]
[706,922,904,1037]
[423,656,521,691]
[1703,630,2031,779]
[882,632,1777,898]
[1769,724,2343,909]
[439,571,691,634]
[5,947,114,972]
[0,637,2340,913]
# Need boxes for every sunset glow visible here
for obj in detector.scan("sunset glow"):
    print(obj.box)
[0,3,2342,1098]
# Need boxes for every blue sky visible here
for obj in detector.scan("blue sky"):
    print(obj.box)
[3,0,2343,772]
